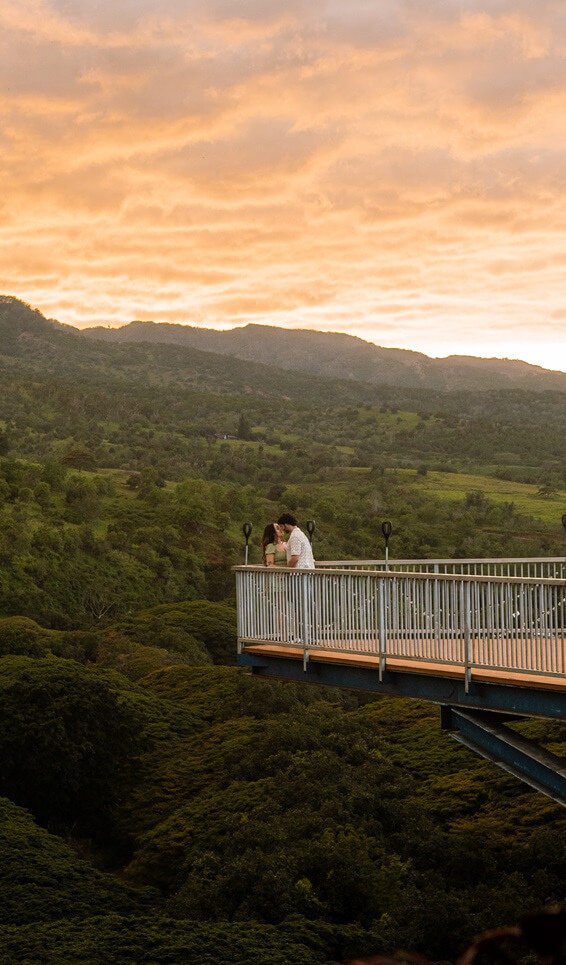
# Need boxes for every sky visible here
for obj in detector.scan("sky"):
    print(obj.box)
[1,0,566,372]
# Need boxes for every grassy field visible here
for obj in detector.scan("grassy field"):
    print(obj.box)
[407,469,566,525]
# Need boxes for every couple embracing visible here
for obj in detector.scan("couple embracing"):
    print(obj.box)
[261,513,315,569]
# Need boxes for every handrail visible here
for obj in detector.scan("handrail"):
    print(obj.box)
[315,558,566,578]
[315,558,566,565]
[234,564,565,585]
[233,564,566,691]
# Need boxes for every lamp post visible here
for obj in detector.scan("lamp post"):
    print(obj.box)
[562,514,566,536]
[306,520,316,546]
[242,522,252,565]
[381,520,392,571]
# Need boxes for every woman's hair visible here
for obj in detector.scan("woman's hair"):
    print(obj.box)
[261,523,277,563]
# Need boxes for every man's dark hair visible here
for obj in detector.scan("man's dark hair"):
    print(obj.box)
[277,513,297,526]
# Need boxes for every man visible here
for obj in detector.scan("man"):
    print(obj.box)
[277,513,315,569]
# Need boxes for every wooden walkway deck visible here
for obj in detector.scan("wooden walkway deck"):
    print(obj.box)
[241,643,566,693]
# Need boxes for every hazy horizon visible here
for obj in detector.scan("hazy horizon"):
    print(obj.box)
[31,301,562,375]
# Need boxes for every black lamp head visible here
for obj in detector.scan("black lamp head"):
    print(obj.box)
[242,522,253,540]
[381,520,392,540]
[306,520,316,536]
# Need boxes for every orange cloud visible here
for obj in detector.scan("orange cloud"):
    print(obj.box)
[0,0,565,370]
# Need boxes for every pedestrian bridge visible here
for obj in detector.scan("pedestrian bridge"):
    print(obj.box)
[234,558,566,805]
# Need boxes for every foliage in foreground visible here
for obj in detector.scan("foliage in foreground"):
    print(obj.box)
[0,618,564,963]
[0,916,334,965]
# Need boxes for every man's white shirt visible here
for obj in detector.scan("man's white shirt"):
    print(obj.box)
[286,527,315,569]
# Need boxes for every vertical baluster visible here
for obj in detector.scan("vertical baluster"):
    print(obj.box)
[248,570,254,640]
[236,572,243,651]
[462,581,471,690]
[245,570,251,640]
[261,570,266,640]
[334,571,340,651]
[422,578,428,659]
[363,574,370,653]
[371,572,379,658]
[538,583,546,673]
[549,583,556,673]
[411,576,416,657]
[400,577,407,657]
[560,583,565,675]
[390,576,398,656]
[409,577,415,658]
[402,575,407,657]
[549,582,557,673]
[424,580,428,658]
[332,573,338,649]
[456,578,463,661]
[517,583,528,664]
[523,580,531,669]
[378,578,386,678]
[413,577,419,658]
[470,580,478,671]
[320,573,327,647]
[493,580,500,668]
[509,581,517,670]
[445,579,451,660]
[424,578,431,660]
[334,572,339,649]
[481,580,489,667]
[508,582,516,666]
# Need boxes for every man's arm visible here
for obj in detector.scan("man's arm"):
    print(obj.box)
[288,554,300,568]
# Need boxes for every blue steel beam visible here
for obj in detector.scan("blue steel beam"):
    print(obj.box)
[238,651,566,720]
[440,707,566,806]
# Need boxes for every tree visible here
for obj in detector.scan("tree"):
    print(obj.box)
[0,657,141,838]
[61,446,95,471]
[0,797,146,926]
[237,413,253,441]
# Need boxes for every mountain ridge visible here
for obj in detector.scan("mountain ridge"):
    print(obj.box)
[83,317,566,393]
[2,295,565,394]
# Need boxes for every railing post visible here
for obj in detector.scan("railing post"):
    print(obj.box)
[433,568,440,650]
[378,578,387,680]
[301,572,311,671]
[463,580,472,693]
[236,570,243,654]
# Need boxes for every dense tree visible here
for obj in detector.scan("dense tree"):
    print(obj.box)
[0,797,150,926]
[0,658,141,838]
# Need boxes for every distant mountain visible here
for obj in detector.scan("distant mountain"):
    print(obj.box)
[84,319,566,393]
[2,296,565,399]
[0,296,381,407]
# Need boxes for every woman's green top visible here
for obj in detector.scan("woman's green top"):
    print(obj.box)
[264,542,287,567]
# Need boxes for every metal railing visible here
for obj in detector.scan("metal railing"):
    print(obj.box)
[315,558,566,578]
[234,563,566,688]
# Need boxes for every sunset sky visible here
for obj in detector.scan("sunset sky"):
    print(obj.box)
[1,1,566,371]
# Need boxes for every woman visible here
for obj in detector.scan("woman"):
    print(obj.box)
[261,523,289,641]
[261,522,287,567]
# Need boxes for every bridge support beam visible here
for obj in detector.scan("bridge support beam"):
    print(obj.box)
[440,706,566,807]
